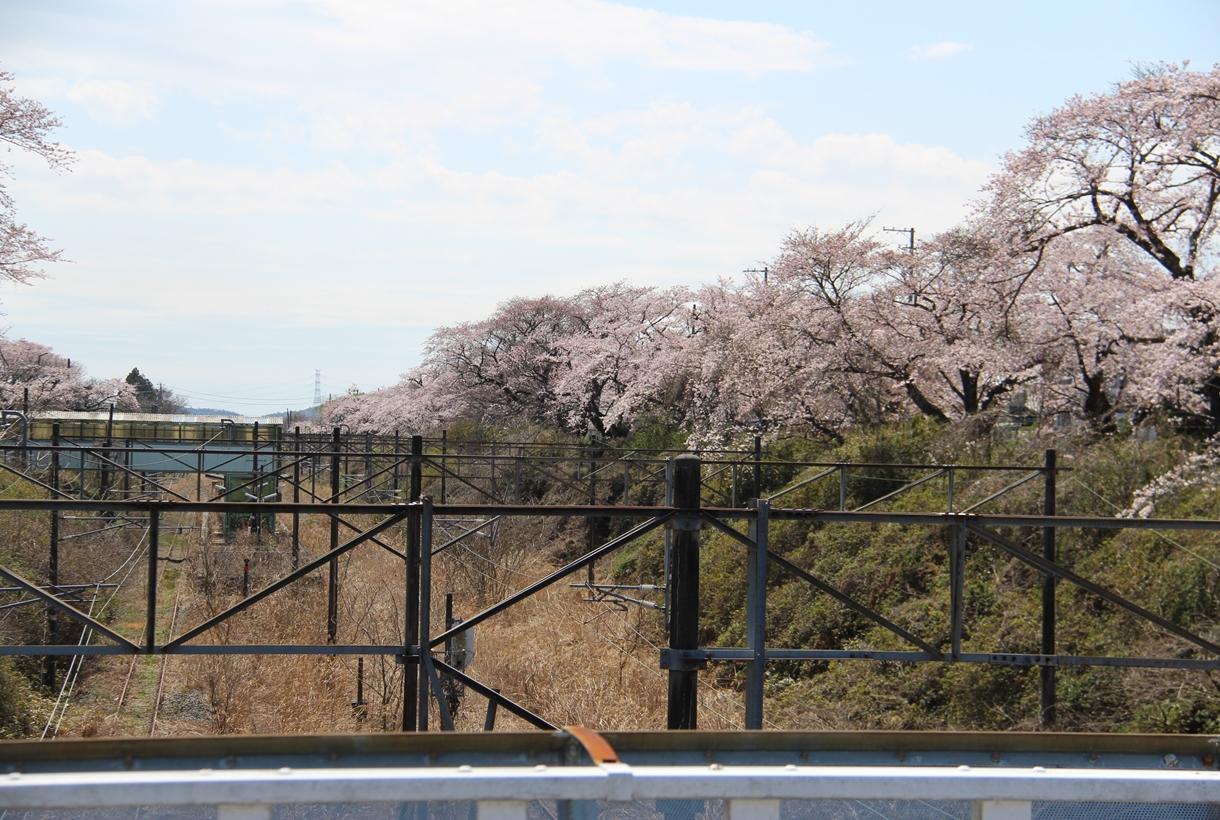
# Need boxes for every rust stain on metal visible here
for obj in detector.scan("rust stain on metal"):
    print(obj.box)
[564,725,620,764]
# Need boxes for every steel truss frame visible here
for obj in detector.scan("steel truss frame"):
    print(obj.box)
[0,429,1217,732]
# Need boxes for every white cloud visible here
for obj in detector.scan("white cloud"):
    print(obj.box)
[728,119,990,187]
[909,41,973,61]
[302,0,831,72]
[66,80,157,122]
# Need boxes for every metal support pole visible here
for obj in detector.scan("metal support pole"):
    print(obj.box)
[99,405,113,501]
[745,499,769,729]
[392,430,400,497]
[752,435,761,500]
[327,427,340,643]
[586,459,596,586]
[402,434,423,731]
[292,427,301,570]
[147,507,159,653]
[365,432,373,485]
[951,524,965,660]
[44,423,60,687]
[483,689,500,731]
[440,430,447,503]
[667,454,701,730]
[839,465,847,510]
[417,496,433,731]
[1041,448,1057,726]
[251,422,260,540]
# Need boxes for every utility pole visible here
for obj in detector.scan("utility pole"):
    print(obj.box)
[743,265,769,284]
[883,226,916,252]
[314,370,322,408]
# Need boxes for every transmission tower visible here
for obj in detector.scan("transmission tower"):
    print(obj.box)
[314,370,322,407]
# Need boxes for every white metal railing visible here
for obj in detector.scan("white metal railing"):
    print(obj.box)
[2,762,1218,819]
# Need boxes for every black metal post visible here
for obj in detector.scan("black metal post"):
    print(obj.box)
[44,423,60,687]
[483,689,500,731]
[745,499,769,729]
[950,524,965,660]
[753,435,762,500]
[146,506,159,653]
[667,454,701,729]
[327,427,340,643]
[365,432,373,490]
[417,495,433,731]
[392,430,400,497]
[1041,448,1057,726]
[251,422,260,540]
[402,434,422,730]
[292,427,301,570]
[440,430,447,503]
[99,405,113,501]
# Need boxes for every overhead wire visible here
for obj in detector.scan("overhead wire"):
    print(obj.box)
[1069,476,1220,573]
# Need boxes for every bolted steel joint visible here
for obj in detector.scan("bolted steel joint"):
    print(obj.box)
[670,513,702,532]
[659,648,708,671]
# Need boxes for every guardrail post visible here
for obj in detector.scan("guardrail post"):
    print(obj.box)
[728,799,780,820]
[217,805,271,820]
[972,800,1031,820]
[1041,448,1057,726]
[745,499,769,729]
[477,801,528,820]
[667,454,701,729]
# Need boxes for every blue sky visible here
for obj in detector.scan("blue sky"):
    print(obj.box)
[2,0,1218,415]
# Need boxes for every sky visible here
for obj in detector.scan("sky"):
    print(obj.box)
[2,0,1218,416]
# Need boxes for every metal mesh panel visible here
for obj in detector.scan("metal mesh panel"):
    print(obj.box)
[11,809,215,819]
[1033,803,1220,820]
[271,802,475,819]
[595,799,726,820]
[781,800,971,819]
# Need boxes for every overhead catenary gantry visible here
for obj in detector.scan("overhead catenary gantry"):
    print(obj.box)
[0,411,1218,733]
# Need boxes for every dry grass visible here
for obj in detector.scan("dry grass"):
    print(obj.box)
[8,463,748,738]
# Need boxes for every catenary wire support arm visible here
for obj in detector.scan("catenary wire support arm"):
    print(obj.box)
[0,565,140,652]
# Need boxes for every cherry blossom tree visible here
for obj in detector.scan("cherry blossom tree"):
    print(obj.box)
[985,63,1218,282]
[984,63,1220,427]
[0,339,138,412]
[0,71,72,285]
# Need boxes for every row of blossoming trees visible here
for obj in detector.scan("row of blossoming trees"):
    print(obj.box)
[328,65,1219,443]
[0,339,138,413]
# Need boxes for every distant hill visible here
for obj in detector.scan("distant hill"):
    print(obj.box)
[185,407,239,416]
